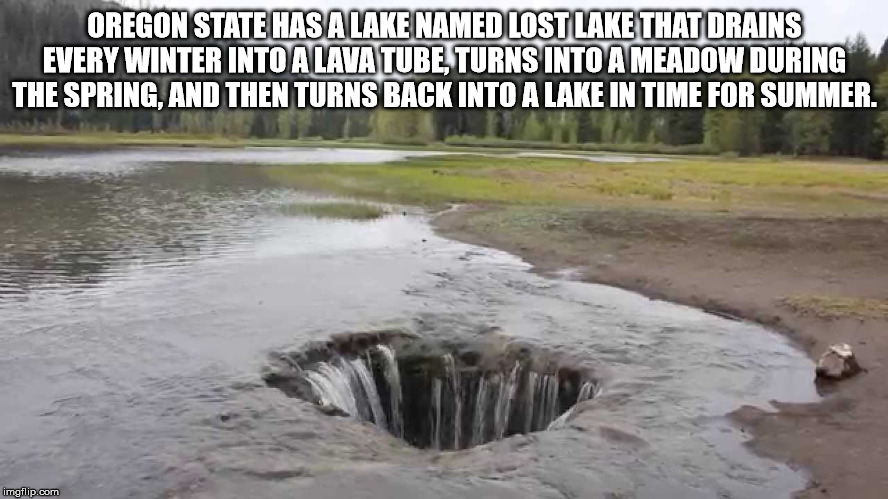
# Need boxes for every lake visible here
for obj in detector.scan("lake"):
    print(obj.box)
[0,147,817,498]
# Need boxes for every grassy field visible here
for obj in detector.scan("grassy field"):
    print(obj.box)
[263,154,888,215]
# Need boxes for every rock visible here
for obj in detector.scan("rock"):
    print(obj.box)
[317,404,350,417]
[815,343,862,380]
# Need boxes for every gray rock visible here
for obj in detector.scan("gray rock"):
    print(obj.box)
[317,404,350,417]
[815,343,862,380]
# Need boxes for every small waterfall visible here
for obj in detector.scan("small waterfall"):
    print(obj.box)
[304,361,359,417]
[336,358,371,421]
[520,372,561,432]
[546,373,560,424]
[301,353,390,429]
[443,354,461,450]
[494,362,521,439]
[547,380,597,430]
[431,378,443,450]
[534,374,549,432]
[348,358,387,427]
[374,345,403,438]
[472,376,490,447]
[577,381,595,403]
[524,371,538,433]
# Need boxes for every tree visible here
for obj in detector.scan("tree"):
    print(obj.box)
[878,36,888,70]
[830,34,880,157]
[704,108,763,156]
[520,113,547,142]
[658,110,704,145]
[295,109,312,139]
[784,110,832,156]
[878,70,888,156]
[481,110,499,138]
[277,110,294,139]
[576,111,592,143]
[759,109,787,154]
[2,0,886,158]
[371,109,436,143]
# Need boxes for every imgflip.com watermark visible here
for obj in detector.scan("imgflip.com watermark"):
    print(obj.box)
[3,488,60,498]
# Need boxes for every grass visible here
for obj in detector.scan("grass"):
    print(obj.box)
[443,135,716,155]
[282,202,386,220]
[263,154,888,215]
[780,296,888,320]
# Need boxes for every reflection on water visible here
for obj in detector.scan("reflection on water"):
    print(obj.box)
[1,164,287,295]
[0,147,441,176]
[0,148,818,499]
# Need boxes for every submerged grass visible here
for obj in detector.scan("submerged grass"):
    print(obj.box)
[263,154,888,215]
[283,202,386,220]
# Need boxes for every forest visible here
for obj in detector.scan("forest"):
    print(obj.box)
[2,0,888,158]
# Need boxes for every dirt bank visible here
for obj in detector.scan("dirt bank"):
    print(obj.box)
[435,205,888,499]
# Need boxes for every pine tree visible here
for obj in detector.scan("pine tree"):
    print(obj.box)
[877,70,888,156]
[784,110,832,156]
[830,34,879,157]
[520,113,546,142]
[878,36,888,70]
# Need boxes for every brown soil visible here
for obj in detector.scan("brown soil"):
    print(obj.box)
[434,205,888,499]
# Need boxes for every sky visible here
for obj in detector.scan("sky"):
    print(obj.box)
[121,0,885,48]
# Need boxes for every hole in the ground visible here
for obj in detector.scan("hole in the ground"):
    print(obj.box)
[264,330,599,450]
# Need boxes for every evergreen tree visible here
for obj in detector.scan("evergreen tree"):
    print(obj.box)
[520,113,547,142]
[877,70,888,156]
[784,110,832,156]
[0,0,885,158]
[878,36,888,70]
[830,34,879,157]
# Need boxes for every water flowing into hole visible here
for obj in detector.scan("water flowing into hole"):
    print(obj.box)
[264,331,599,450]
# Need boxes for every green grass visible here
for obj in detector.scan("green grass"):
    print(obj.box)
[443,135,716,155]
[263,154,888,215]
[282,202,386,220]
[780,296,888,320]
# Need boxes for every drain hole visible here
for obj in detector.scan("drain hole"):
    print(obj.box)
[264,331,599,450]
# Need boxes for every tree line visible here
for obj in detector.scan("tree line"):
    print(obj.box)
[2,0,888,158]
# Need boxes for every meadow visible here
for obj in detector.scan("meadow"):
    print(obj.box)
[263,153,888,216]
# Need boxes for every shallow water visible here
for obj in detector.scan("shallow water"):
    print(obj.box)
[0,148,817,498]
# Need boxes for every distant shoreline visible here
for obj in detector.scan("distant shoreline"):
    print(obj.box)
[0,131,718,160]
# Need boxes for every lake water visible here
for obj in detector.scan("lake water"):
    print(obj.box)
[0,147,817,499]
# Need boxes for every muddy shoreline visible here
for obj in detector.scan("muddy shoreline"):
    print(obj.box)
[434,205,888,499]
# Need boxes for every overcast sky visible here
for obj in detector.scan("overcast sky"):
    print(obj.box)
[123,0,884,47]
